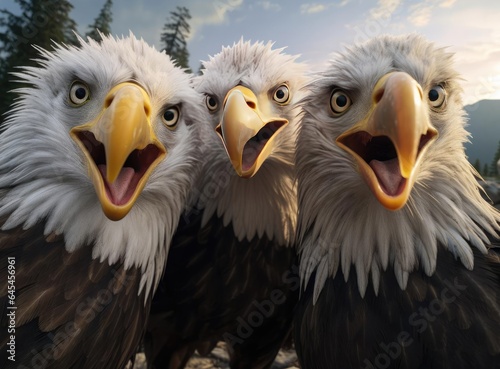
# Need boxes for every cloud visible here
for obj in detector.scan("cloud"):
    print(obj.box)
[189,0,244,39]
[257,1,281,11]
[370,0,402,20]
[300,3,327,14]
[424,4,500,104]
[407,0,458,27]
[408,3,433,27]
[452,42,500,104]
[345,0,403,44]
[439,0,457,8]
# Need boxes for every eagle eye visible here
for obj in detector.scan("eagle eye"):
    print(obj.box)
[273,84,290,105]
[206,95,218,112]
[330,89,352,115]
[69,81,90,106]
[428,85,446,109]
[162,106,179,129]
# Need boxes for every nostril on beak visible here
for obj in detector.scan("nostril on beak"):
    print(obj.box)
[246,100,256,109]
[104,95,114,108]
[374,88,384,104]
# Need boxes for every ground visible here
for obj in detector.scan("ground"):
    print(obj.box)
[131,342,299,369]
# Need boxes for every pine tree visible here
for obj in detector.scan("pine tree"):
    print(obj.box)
[161,6,191,71]
[86,0,113,41]
[483,163,490,177]
[489,140,500,178]
[0,0,78,124]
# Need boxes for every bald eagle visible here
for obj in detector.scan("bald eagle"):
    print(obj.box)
[0,34,205,368]
[146,40,307,369]
[293,34,500,369]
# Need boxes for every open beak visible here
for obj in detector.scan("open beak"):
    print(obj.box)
[215,86,288,178]
[336,72,438,210]
[70,82,166,220]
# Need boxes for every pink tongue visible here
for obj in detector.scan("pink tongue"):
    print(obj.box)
[242,139,267,171]
[98,165,135,205]
[369,158,403,196]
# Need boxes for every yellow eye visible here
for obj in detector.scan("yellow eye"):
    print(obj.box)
[69,81,90,106]
[206,95,218,112]
[273,84,290,104]
[162,106,179,129]
[428,85,446,109]
[330,89,352,115]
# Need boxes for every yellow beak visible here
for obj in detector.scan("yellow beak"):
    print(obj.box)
[70,82,166,220]
[336,72,438,210]
[215,86,288,178]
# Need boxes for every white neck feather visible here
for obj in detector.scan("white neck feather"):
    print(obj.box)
[192,130,297,246]
[297,124,500,303]
[0,120,197,300]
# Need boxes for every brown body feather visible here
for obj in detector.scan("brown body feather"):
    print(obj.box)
[295,244,500,369]
[146,212,299,369]
[0,215,149,369]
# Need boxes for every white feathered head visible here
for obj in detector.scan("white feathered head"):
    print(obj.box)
[190,39,309,245]
[296,34,500,299]
[0,33,207,295]
[195,39,309,178]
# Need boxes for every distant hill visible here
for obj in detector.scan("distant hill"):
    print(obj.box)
[464,99,500,167]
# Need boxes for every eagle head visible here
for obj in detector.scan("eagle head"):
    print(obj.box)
[190,39,308,244]
[297,34,500,298]
[195,39,308,178]
[0,33,207,294]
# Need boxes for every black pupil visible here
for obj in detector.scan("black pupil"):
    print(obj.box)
[276,89,285,100]
[208,97,216,107]
[75,87,87,100]
[164,110,175,121]
[429,89,439,102]
[336,94,347,108]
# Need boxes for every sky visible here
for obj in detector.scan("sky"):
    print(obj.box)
[3,0,500,106]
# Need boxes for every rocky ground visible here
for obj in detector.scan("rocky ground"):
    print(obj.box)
[131,342,299,369]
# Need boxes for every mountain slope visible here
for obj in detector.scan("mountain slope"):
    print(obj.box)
[464,99,500,167]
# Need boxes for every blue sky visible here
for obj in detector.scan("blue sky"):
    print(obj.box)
[3,0,500,105]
